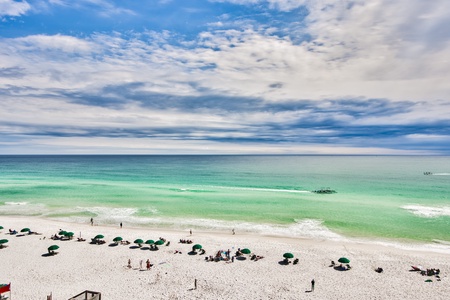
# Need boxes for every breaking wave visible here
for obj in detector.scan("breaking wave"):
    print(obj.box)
[402,205,450,218]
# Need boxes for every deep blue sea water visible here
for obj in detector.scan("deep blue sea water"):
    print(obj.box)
[1,155,449,249]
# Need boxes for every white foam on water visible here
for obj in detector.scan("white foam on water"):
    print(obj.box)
[402,204,450,218]
[431,173,450,176]
[75,215,344,241]
[4,201,29,205]
[47,206,161,226]
[289,219,344,240]
[0,201,47,215]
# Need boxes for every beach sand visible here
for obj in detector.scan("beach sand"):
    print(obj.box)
[1,216,449,299]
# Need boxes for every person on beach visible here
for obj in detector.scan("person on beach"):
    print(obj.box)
[194,279,197,290]
[232,229,235,235]
[146,259,151,270]
[190,229,192,235]
[140,260,143,270]
[127,259,131,268]
[311,279,315,292]
[90,218,93,226]
[120,222,122,228]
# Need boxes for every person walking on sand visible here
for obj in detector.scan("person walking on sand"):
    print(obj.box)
[190,229,192,235]
[194,279,197,290]
[90,218,93,226]
[120,222,122,228]
[127,259,131,268]
[232,228,235,235]
[146,259,151,270]
[311,279,315,292]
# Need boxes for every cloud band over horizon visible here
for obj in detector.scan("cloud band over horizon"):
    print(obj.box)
[1,0,450,154]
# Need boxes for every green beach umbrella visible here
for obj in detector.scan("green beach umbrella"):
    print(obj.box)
[241,248,251,255]
[113,237,123,243]
[134,239,144,247]
[64,232,74,238]
[0,239,8,248]
[155,239,165,246]
[145,239,155,245]
[94,234,104,240]
[0,226,3,230]
[48,245,59,254]
[338,257,350,264]
[21,228,30,233]
[283,253,294,259]
[59,230,67,236]
[48,245,59,251]
[192,244,202,250]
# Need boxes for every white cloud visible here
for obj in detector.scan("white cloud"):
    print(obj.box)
[0,0,30,17]
[47,0,136,17]
[1,0,450,154]
[12,34,95,53]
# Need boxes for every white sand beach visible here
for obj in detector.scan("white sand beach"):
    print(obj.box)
[1,216,449,300]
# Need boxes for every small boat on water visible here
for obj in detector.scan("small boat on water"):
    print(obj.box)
[312,188,336,194]
[423,172,433,175]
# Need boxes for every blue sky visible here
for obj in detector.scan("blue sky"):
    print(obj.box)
[1,0,450,155]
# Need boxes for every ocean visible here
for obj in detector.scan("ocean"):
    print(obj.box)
[1,155,449,250]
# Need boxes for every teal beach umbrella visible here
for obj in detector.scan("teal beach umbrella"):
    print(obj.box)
[241,248,251,254]
[48,245,59,254]
[338,257,350,264]
[192,244,202,250]
[155,239,165,246]
[0,239,8,249]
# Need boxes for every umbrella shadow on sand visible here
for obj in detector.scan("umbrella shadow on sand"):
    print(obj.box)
[333,265,349,271]
[42,252,58,257]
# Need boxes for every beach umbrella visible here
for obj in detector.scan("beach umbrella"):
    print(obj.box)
[145,239,155,245]
[283,253,294,259]
[192,244,202,250]
[64,232,74,238]
[134,239,144,247]
[48,245,59,251]
[113,237,123,243]
[155,239,165,246]
[21,228,30,233]
[338,257,350,264]
[94,234,104,240]
[59,230,67,236]
[48,245,59,254]
[241,248,251,255]
[0,226,3,230]
[0,239,8,248]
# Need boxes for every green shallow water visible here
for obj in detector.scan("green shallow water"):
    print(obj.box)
[0,155,449,244]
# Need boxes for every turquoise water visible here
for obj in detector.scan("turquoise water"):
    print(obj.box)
[0,155,449,246]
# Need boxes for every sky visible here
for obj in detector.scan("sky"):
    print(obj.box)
[1,0,450,155]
